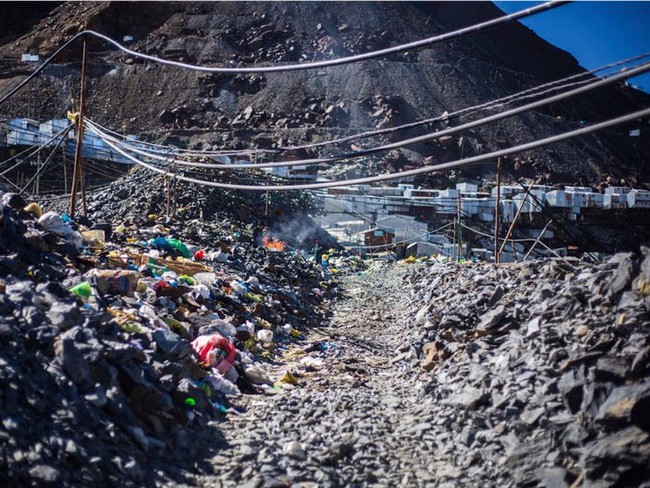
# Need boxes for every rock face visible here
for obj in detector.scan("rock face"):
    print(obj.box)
[1,1,649,184]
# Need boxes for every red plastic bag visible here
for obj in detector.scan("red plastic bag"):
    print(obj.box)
[191,333,236,374]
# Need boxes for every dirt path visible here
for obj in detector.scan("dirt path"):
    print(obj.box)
[185,263,454,487]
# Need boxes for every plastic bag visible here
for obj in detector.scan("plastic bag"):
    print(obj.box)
[191,333,236,375]
[38,211,83,249]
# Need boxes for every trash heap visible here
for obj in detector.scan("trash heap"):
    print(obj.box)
[403,252,650,486]
[0,187,335,486]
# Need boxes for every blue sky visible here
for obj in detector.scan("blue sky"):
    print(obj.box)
[494,1,650,92]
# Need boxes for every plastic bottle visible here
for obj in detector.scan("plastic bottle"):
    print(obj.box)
[69,281,92,298]
[206,374,240,396]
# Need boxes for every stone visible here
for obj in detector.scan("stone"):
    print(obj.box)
[475,305,506,334]
[557,369,585,414]
[283,440,307,460]
[29,464,62,483]
[605,253,636,296]
[595,356,629,383]
[596,383,650,429]
[525,316,541,338]
[55,338,92,388]
[46,302,82,329]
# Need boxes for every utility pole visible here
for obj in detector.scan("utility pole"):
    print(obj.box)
[35,153,41,195]
[494,157,501,263]
[265,190,270,225]
[70,31,89,217]
[166,175,171,218]
[62,144,68,194]
[499,181,535,258]
[457,191,462,259]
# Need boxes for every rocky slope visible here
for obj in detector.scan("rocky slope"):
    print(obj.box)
[0,1,649,185]
[0,173,341,487]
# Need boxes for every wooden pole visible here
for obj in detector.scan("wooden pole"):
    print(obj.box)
[265,190,270,225]
[35,154,40,195]
[70,32,89,217]
[498,182,535,257]
[457,191,462,259]
[523,219,553,261]
[62,144,68,194]
[166,175,171,217]
[452,217,457,259]
[494,158,501,263]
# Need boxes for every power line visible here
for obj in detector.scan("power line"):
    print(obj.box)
[18,125,74,196]
[0,2,568,107]
[278,51,650,153]
[85,59,650,172]
[83,50,650,161]
[80,3,568,74]
[0,124,73,176]
[95,105,650,191]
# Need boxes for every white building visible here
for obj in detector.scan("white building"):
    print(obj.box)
[491,185,519,198]
[500,200,517,223]
[376,215,429,243]
[605,186,632,195]
[564,186,593,193]
[546,189,569,208]
[456,182,478,196]
[5,118,39,146]
[627,189,650,208]
[603,193,628,209]
[512,189,546,214]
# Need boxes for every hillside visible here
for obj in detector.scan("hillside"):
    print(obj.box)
[0,1,649,186]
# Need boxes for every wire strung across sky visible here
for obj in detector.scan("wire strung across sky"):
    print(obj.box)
[0,1,568,109]
[82,2,568,74]
[94,105,650,191]
[83,50,650,162]
[84,58,650,174]
[18,125,74,197]
[0,124,73,176]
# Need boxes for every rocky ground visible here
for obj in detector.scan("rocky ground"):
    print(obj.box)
[189,255,649,487]
[1,170,649,487]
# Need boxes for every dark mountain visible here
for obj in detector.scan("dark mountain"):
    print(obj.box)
[0,1,649,186]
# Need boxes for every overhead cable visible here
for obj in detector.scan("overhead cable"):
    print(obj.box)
[96,105,650,191]
[0,2,568,108]
[79,3,567,74]
[18,125,74,195]
[0,124,73,176]
[83,51,650,160]
[279,51,650,153]
[85,59,650,171]
[0,34,85,107]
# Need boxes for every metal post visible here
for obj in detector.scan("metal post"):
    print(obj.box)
[494,157,501,263]
[62,145,68,194]
[70,32,89,217]
[265,190,270,225]
[166,175,171,217]
[452,217,457,259]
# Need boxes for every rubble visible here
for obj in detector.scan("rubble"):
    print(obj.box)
[401,250,650,486]
[0,176,338,486]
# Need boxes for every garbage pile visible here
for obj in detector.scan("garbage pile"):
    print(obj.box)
[0,187,335,486]
[403,252,650,486]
